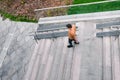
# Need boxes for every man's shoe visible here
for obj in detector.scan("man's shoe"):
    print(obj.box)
[67,45,73,48]
[74,42,79,44]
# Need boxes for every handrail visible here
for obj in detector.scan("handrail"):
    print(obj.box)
[34,0,117,11]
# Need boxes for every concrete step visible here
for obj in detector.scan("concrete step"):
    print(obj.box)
[101,28,120,80]
[29,39,47,80]
[35,39,52,80]
[46,38,64,80]
[25,20,120,80]
[40,38,60,80]
[24,40,41,80]
[75,22,103,80]
[56,37,68,80]
[38,23,68,30]
[96,30,120,37]
[38,10,120,24]
[111,35,120,80]
[96,21,120,29]
[36,23,69,40]
[34,31,68,40]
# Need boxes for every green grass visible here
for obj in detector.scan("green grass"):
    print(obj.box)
[1,0,120,22]
[73,0,105,4]
[68,1,120,15]
[0,10,37,23]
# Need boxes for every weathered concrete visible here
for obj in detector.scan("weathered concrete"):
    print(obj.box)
[24,21,103,80]
[1,10,120,80]
[38,10,120,24]
[24,18,120,80]
[0,17,38,80]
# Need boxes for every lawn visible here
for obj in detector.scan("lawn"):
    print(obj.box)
[0,10,37,22]
[0,0,120,22]
[73,0,105,4]
[68,0,120,15]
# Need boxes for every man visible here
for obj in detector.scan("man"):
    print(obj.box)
[66,24,79,48]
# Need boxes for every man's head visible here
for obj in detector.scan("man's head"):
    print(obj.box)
[66,24,72,28]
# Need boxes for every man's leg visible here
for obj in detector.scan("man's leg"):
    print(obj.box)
[73,37,79,44]
[67,38,73,48]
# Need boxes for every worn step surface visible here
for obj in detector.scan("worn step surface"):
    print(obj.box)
[25,18,120,80]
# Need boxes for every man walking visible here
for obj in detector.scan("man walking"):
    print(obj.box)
[66,24,79,48]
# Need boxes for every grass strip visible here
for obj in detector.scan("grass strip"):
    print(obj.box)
[0,10,37,23]
[68,1,120,15]
[73,0,105,4]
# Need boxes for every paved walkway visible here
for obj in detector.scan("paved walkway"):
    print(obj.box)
[24,19,120,80]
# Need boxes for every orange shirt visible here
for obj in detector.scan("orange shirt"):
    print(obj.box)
[68,25,76,39]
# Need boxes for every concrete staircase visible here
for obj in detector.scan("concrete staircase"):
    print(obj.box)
[24,10,120,80]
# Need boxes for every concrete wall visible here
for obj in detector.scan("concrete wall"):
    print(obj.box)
[0,17,38,80]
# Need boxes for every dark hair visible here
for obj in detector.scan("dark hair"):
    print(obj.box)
[66,24,72,28]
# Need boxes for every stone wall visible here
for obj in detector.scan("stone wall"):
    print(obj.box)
[0,17,38,80]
